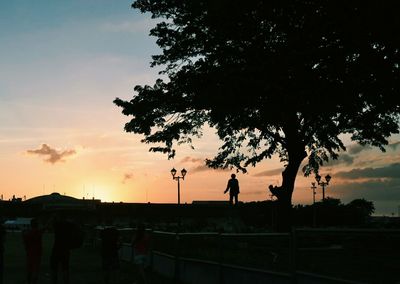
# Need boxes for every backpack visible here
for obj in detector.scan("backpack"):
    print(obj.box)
[66,221,84,249]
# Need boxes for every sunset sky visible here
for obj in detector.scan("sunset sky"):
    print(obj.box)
[1,1,400,215]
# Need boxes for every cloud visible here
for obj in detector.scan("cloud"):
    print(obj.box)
[181,156,207,172]
[336,163,400,180]
[332,179,400,202]
[180,156,204,164]
[240,189,269,196]
[253,168,283,177]
[180,156,228,174]
[26,144,76,164]
[253,154,353,178]
[189,164,229,174]
[347,144,372,155]
[122,173,134,184]
[190,164,211,173]
[101,18,158,34]
[326,154,355,166]
[325,170,400,215]
[387,141,400,151]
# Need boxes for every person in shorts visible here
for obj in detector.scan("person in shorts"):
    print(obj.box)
[100,226,120,284]
[132,224,150,284]
[50,216,70,284]
[23,218,44,284]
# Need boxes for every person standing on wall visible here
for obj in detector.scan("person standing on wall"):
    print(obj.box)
[224,174,240,205]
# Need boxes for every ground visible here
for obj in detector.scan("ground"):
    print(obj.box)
[3,231,166,284]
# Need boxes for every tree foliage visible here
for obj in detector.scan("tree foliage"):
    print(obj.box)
[293,198,376,227]
[347,198,375,216]
[115,1,400,210]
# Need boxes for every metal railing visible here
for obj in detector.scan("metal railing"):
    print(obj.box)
[115,228,400,284]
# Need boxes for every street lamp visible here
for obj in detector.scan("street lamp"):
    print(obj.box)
[170,168,187,280]
[315,174,332,201]
[171,168,187,205]
[310,182,318,227]
[310,182,317,205]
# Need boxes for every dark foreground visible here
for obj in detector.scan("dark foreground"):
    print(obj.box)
[3,232,166,284]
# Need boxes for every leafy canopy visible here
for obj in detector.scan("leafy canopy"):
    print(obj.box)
[115,0,400,174]
[348,198,375,216]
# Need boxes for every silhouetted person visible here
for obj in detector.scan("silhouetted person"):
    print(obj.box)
[100,226,120,284]
[23,218,43,284]
[132,223,150,284]
[0,223,5,284]
[50,216,70,284]
[224,174,240,205]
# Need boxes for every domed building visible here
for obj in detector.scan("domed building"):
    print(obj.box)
[25,192,100,211]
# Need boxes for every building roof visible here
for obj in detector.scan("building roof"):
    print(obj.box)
[24,192,98,210]
[25,192,79,205]
[192,200,229,205]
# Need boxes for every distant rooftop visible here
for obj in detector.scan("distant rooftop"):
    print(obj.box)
[24,192,99,210]
[192,200,229,205]
[25,192,78,205]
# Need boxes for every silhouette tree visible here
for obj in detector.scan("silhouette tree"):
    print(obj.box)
[347,198,375,216]
[115,1,400,231]
[321,197,342,207]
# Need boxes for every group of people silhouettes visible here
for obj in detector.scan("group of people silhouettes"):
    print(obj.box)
[0,216,67,284]
[100,222,150,284]
[22,215,78,284]
[0,216,150,284]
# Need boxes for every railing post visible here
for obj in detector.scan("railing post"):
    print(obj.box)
[130,228,135,262]
[291,228,298,284]
[313,205,317,228]
[174,232,181,283]
[149,228,154,272]
[218,232,224,284]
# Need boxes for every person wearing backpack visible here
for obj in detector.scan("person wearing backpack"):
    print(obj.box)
[67,222,84,250]
[50,216,71,284]
[100,226,120,284]
[23,218,44,284]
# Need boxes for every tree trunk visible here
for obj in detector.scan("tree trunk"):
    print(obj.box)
[276,151,306,232]
[272,120,307,232]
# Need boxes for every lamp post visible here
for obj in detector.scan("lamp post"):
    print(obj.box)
[310,182,317,227]
[315,174,332,201]
[171,168,187,282]
[171,168,187,205]
[310,182,317,205]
